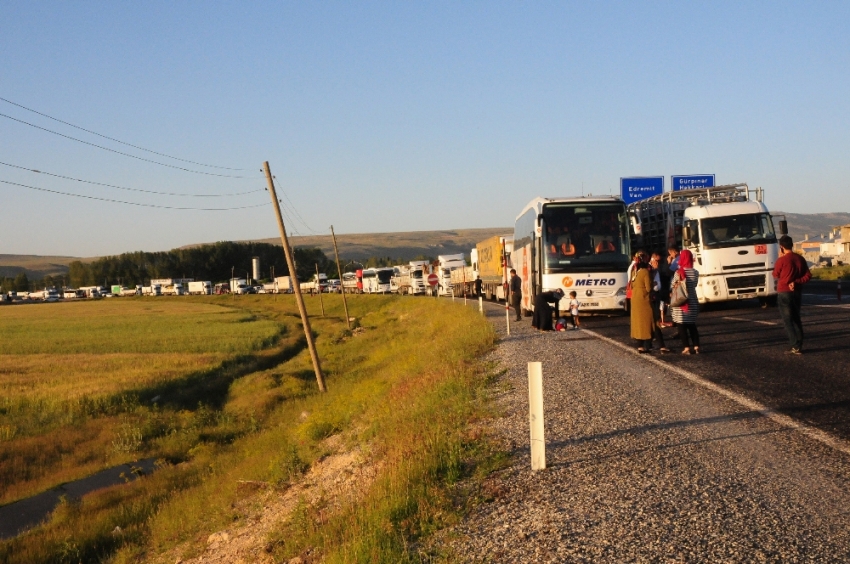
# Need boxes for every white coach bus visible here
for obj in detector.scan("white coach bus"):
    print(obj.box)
[511,196,632,315]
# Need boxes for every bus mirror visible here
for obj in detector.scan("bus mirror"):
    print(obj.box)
[682,226,692,245]
[778,220,788,235]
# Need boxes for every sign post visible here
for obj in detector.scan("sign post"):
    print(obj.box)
[427,273,439,298]
[620,176,664,205]
[672,174,715,192]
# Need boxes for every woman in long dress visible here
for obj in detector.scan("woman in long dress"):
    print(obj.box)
[629,255,654,353]
[531,289,564,331]
[670,249,700,354]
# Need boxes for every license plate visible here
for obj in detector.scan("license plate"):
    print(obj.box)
[584,302,600,307]
[736,293,756,299]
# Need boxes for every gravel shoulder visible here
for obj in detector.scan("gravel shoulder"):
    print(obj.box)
[437,301,850,562]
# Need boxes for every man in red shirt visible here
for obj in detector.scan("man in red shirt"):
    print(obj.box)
[772,235,811,354]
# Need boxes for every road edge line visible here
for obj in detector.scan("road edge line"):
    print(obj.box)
[582,328,850,457]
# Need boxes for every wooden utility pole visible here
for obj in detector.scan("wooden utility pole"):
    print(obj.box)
[263,161,326,392]
[315,263,325,317]
[330,225,351,329]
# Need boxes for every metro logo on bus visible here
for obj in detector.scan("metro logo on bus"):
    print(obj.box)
[573,278,617,286]
[562,276,573,287]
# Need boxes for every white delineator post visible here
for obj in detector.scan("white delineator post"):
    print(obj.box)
[479,295,483,314]
[528,362,545,470]
[506,299,511,335]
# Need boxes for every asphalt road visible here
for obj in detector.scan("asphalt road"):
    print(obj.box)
[573,279,850,442]
[441,288,850,561]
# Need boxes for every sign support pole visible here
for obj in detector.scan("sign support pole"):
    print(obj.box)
[263,161,326,392]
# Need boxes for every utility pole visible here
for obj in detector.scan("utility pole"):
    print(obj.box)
[330,225,350,329]
[263,161,326,392]
[315,263,325,317]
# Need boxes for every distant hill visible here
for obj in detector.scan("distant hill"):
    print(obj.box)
[773,212,850,242]
[0,254,91,280]
[246,227,514,262]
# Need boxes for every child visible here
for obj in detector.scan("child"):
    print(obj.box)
[568,291,581,330]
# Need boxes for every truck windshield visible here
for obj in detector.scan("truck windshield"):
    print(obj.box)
[411,270,423,279]
[541,203,631,273]
[700,213,776,249]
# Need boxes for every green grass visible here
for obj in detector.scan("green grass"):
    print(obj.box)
[810,265,850,280]
[0,294,501,563]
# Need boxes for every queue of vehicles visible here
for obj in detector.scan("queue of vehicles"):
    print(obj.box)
[4,183,787,312]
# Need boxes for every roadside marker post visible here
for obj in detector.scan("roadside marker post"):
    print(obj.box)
[528,362,545,470]
[479,296,483,314]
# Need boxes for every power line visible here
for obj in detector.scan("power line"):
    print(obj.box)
[0,112,260,179]
[0,179,269,211]
[0,96,245,171]
[0,160,264,197]
[272,176,319,234]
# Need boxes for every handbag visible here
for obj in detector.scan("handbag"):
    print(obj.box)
[670,278,689,307]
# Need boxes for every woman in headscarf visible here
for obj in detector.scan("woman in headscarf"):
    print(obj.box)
[670,249,700,354]
[629,253,654,353]
[532,288,564,331]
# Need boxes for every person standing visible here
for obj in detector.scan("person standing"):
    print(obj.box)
[670,249,700,354]
[509,269,522,322]
[630,255,654,353]
[568,291,581,330]
[649,253,670,352]
[474,276,483,299]
[532,288,564,331]
[772,235,811,354]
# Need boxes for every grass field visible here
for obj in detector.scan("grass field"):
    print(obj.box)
[0,294,498,563]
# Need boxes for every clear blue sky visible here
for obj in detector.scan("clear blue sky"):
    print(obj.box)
[2,1,848,257]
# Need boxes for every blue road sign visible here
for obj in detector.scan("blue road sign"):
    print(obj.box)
[672,174,715,191]
[620,176,663,205]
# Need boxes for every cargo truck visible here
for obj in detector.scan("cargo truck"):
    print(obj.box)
[436,254,465,297]
[299,273,327,293]
[451,237,515,300]
[187,281,212,295]
[627,183,786,305]
[391,260,430,295]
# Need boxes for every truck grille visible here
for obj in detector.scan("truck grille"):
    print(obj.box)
[726,275,765,290]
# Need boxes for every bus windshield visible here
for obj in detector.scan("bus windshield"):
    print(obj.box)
[700,213,776,249]
[541,203,631,273]
[377,270,393,284]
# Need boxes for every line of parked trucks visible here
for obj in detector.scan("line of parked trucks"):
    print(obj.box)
[4,184,789,313]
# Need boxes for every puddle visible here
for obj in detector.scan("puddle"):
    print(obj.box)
[0,458,158,540]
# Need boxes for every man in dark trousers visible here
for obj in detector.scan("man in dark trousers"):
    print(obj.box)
[509,269,522,321]
[772,235,811,354]
[474,276,483,299]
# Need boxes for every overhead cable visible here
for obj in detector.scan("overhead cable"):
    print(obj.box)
[0,179,269,211]
[0,160,264,197]
[0,96,245,170]
[272,177,319,234]
[0,112,259,179]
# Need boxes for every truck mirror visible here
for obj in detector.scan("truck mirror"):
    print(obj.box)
[778,220,788,235]
[682,226,692,245]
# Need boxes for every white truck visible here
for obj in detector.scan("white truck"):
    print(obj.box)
[436,254,465,296]
[390,260,429,295]
[142,284,162,296]
[361,267,394,294]
[265,276,294,294]
[628,183,787,305]
[299,273,327,293]
[79,286,102,298]
[342,271,361,294]
[229,278,250,295]
[187,281,212,295]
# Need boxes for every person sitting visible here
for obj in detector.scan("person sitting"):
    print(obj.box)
[556,230,576,257]
[595,237,616,254]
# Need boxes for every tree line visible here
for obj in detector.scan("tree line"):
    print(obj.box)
[1,242,336,291]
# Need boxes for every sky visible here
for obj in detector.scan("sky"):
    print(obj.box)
[1,1,849,257]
